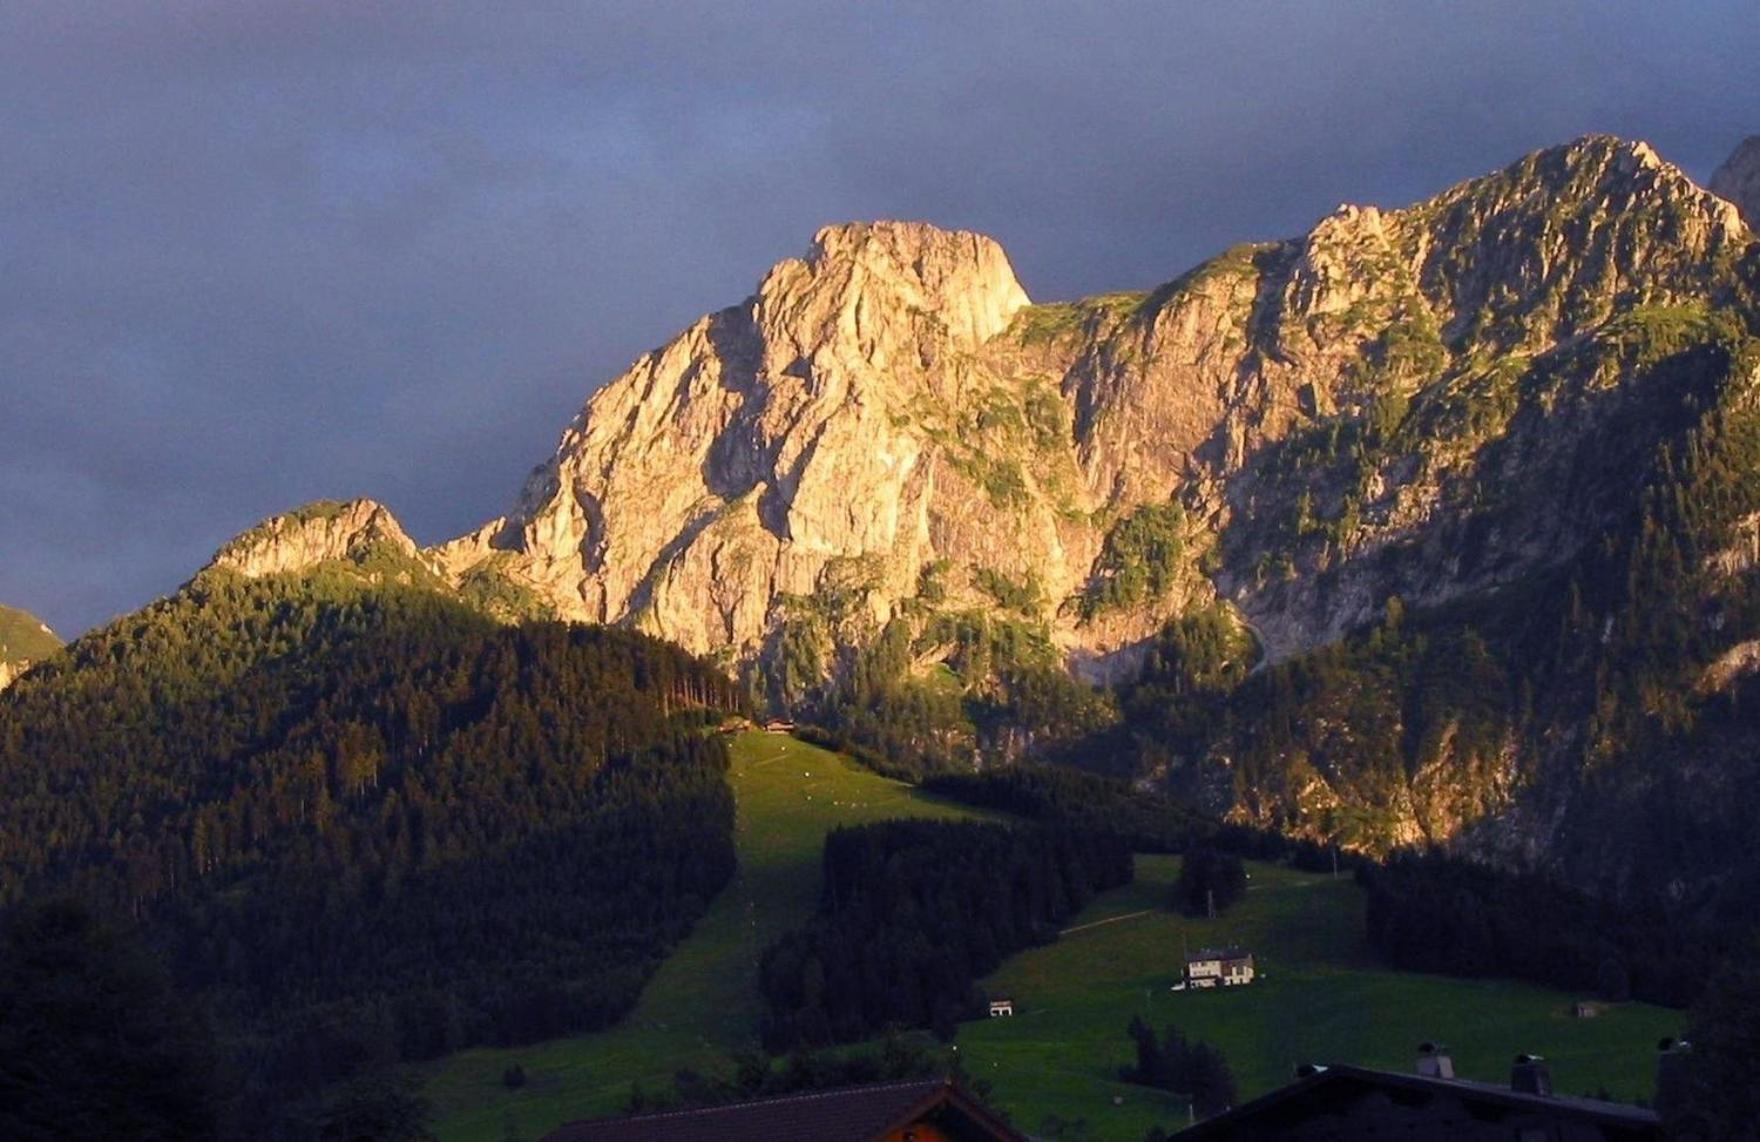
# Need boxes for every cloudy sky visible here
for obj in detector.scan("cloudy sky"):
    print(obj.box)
[4,2,1758,637]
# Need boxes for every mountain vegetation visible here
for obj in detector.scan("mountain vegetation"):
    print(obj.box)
[147,135,1760,921]
[0,602,58,664]
[1171,847,1247,918]
[757,819,1131,1050]
[1121,1016,1238,1120]
[0,548,740,1128]
[8,130,1760,1137]
[0,898,224,1140]
[1362,851,1718,1009]
[1661,945,1760,1140]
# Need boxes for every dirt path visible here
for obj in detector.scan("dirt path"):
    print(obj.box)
[1060,908,1153,936]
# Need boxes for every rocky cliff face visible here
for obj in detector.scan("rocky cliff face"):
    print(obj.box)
[1711,135,1760,228]
[431,137,1746,672]
[432,221,1057,662]
[208,499,424,579]
[202,133,1760,865]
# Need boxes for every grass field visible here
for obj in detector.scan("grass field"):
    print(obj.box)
[957,856,1681,1139]
[420,733,1682,1141]
[418,731,984,1141]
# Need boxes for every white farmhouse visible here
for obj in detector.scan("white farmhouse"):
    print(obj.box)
[1184,947,1255,989]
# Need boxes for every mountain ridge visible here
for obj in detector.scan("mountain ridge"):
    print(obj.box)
[218,133,1749,668]
[182,131,1760,871]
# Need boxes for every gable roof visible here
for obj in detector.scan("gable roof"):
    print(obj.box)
[1185,946,1250,963]
[543,1078,1023,1142]
[1175,1064,1661,1140]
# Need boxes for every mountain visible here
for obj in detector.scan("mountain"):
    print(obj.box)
[1711,136,1760,228]
[0,532,741,1117]
[23,133,1760,888]
[0,603,60,690]
[430,134,1742,668]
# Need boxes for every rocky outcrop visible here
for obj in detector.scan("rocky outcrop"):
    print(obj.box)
[209,499,425,580]
[432,221,1059,660]
[1710,136,1760,228]
[403,134,1760,855]
[196,134,1760,860]
[1700,639,1760,694]
[430,136,1748,680]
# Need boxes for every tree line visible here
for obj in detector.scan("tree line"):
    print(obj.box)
[1361,850,1724,1009]
[758,819,1132,1050]
[1121,1016,1238,1120]
[0,562,743,1130]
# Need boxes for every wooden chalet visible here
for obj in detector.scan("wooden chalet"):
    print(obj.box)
[1174,1058,1661,1141]
[542,1079,1023,1142]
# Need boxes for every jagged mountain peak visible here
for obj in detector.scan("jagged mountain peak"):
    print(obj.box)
[208,498,423,580]
[1422,133,1745,247]
[429,132,1756,698]
[752,220,1031,367]
[1710,134,1760,229]
[433,219,1043,652]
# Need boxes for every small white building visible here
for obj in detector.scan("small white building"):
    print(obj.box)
[988,998,1015,1017]
[1184,947,1255,989]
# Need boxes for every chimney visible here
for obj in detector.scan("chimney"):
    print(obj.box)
[1511,1053,1552,1096]
[1415,1041,1455,1079]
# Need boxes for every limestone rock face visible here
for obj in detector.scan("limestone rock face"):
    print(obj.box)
[174,133,1760,861]
[434,221,1044,659]
[1710,136,1760,228]
[209,499,423,579]
[435,138,1747,684]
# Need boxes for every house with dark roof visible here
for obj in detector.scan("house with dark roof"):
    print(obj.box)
[1174,1054,1661,1141]
[542,1078,1023,1142]
[1183,947,1254,988]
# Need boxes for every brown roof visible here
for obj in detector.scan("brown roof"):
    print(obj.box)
[543,1078,1023,1142]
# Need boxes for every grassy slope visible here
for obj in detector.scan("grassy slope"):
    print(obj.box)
[959,856,1680,1139]
[420,732,984,1141]
[424,734,1678,1141]
[0,603,59,663]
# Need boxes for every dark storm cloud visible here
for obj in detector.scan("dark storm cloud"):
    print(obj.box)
[4,1,1758,635]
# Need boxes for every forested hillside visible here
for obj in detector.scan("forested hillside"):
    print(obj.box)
[0,547,741,1109]
[758,819,1131,1050]
[1081,324,1760,912]
[136,136,1760,911]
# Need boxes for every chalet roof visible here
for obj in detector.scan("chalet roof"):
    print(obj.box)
[1174,1063,1661,1140]
[1185,946,1251,963]
[542,1078,1023,1142]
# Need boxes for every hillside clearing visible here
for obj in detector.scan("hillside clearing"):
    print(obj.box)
[418,732,984,1141]
[420,736,1679,1141]
[958,856,1679,1139]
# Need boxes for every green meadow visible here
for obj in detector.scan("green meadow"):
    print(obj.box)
[419,731,984,1141]
[960,856,1679,1138]
[420,733,1680,1141]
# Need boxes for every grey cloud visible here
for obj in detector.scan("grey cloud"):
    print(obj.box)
[3,1,1758,634]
